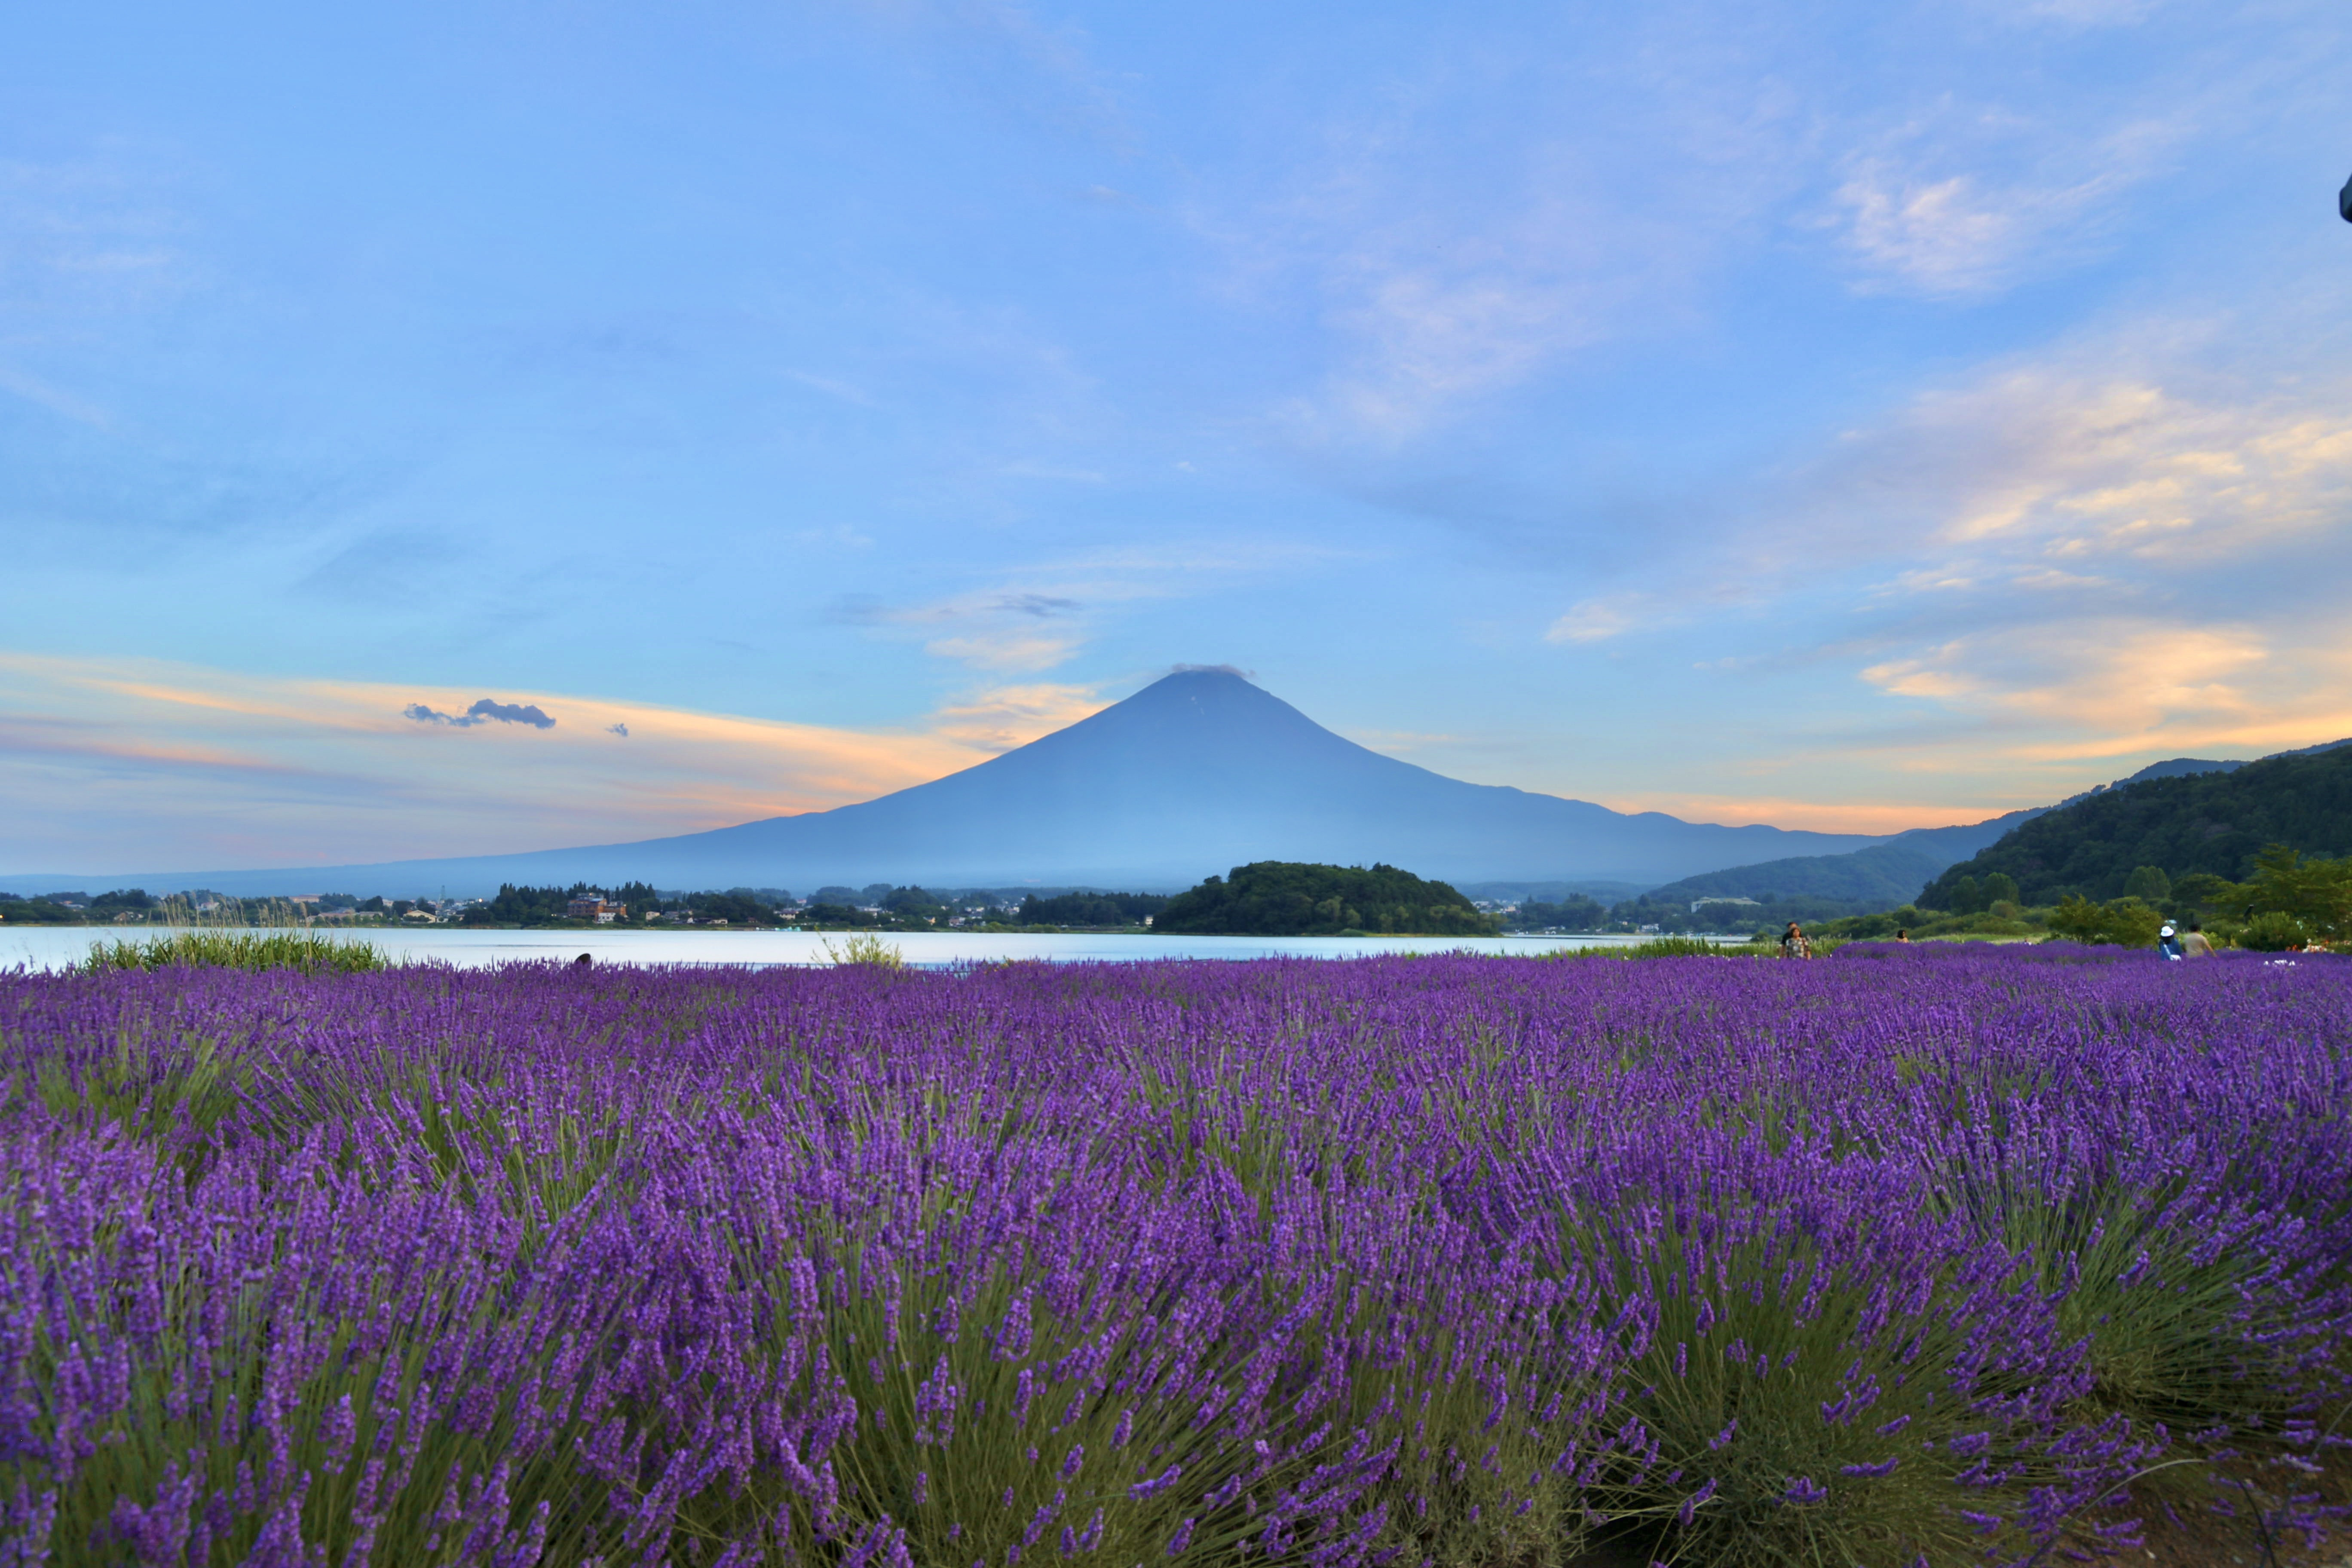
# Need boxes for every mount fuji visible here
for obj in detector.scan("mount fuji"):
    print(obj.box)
[3,669,1904,897]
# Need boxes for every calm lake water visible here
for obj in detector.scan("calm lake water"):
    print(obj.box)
[0,926,1644,974]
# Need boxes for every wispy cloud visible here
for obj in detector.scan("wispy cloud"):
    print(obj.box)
[1847,612,2352,766]
[1828,125,2173,297]
[1525,281,2352,807]
[1544,594,1648,646]
[996,593,1083,617]
[0,652,1090,873]
[924,631,1083,672]
[0,364,111,429]
[926,682,1105,751]
[1197,19,1818,446]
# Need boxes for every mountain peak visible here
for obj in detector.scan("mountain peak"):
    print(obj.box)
[5,671,1892,895]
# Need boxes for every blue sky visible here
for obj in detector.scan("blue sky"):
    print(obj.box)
[5,0,2351,873]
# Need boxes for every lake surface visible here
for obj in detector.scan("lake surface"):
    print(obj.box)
[0,926,1646,973]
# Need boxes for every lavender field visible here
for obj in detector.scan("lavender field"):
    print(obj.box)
[4,947,2349,1567]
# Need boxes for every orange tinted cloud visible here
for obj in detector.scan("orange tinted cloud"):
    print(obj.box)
[0,652,1106,871]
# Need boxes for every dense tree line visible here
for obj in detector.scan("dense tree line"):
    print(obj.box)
[0,888,163,924]
[460,882,736,927]
[1920,745,2352,907]
[1608,891,1873,937]
[0,893,84,924]
[1016,891,1169,927]
[1640,841,1952,913]
[1155,862,1499,936]
[1502,896,1611,931]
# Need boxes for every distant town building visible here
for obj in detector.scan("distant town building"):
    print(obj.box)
[567,897,622,924]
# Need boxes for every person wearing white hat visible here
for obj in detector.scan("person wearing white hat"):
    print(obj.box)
[2158,923,2185,960]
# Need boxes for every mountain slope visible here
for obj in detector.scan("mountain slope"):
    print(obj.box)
[1642,840,1965,910]
[0,671,1890,897]
[1919,743,2352,906]
[1635,759,2287,915]
[1635,810,2046,911]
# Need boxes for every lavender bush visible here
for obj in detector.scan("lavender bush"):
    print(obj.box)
[2,945,2346,1566]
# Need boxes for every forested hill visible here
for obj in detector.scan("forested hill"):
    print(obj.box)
[1644,840,1958,910]
[1920,741,2352,907]
[1154,862,1498,936]
[1633,806,2043,915]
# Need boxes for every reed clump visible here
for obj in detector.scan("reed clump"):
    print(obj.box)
[80,928,386,974]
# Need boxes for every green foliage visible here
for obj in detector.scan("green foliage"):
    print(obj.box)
[1818,906,2042,942]
[1016,890,1169,927]
[2238,911,2311,952]
[0,893,83,925]
[1615,891,1869,935]
[1504,894,1610,930]
[2045,895,2165,949]
[1639,839,1955,913]
[1548,936,1765,960]
[823,932,906,968]
[691,888,781,925]
[2121,865,2171,903]
[793,888,955,930]
[462,881,671,926]
[877,885,948,923]
[1981,871,2021,906]
[2168,871,2245,912]
[1578,1215,2041,1568]
[1814,908,1909,940]
[797,901,883,928]
[1921,744,2352,906]
[80,930,387,974]
[2246,843,2352,940]
[1934,1156,2352,1475]
[1154,862,1500,937]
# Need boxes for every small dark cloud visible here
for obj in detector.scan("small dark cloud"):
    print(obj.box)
[826,593,888,626]
[606,723,629,738]
[469,698,555,728]
[1169,663,1255,680]
[402,698,558,730]
[998,593,1083,618]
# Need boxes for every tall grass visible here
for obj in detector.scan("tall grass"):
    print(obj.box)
[1549,935,1775,959]
[80,928,386,974]
[823,932,907,968]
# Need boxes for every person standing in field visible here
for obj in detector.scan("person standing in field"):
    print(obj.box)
[1779,921,1811,959]
[2180,921,2214,958]
[2158,924,2184,960]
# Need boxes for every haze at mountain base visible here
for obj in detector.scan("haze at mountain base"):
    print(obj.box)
[0,671,1898,897]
